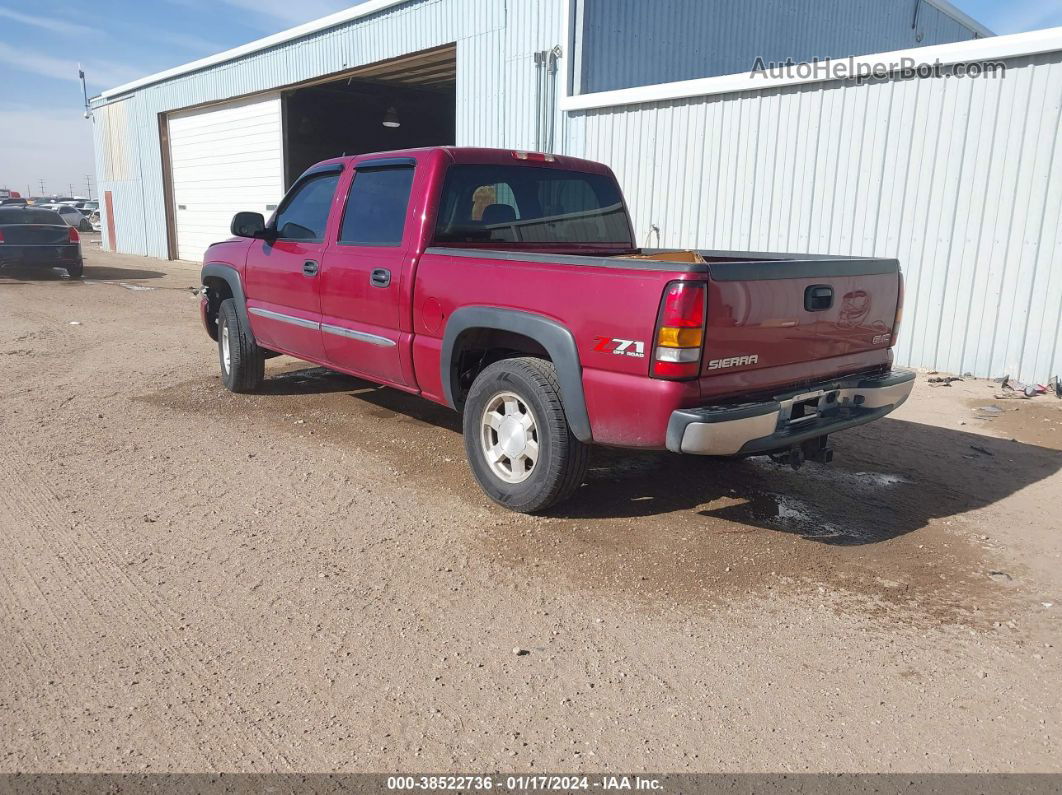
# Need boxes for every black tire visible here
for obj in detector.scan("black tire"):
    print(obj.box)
[217,298,264,393]
[463,357,589,513]
[65,262,83,279]
[78,219,92,232]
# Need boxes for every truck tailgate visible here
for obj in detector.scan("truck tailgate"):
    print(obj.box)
[703,257,900,383]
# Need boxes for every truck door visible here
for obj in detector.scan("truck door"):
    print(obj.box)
[319,158,417,387]
[243,166,342,362]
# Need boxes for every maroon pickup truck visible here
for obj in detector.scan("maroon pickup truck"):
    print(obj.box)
[199,147,912,512]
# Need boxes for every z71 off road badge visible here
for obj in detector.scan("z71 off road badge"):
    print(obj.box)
[593,336,646,358]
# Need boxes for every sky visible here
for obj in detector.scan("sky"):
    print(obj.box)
[0,0,1060,197]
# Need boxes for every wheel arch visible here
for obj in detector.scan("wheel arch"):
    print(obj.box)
[201,264,251,343]
[441,307,592,442]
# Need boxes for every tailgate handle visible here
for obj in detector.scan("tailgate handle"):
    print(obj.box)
[805,285,833,311]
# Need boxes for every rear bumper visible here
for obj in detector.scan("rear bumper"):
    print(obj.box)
[0,244,81,268]
[666,368,915,455]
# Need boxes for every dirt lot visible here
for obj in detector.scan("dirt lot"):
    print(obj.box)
[1,242,1060,773]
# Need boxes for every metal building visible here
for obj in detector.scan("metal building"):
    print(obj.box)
[90,0,1062,382]
[90,0,984,262]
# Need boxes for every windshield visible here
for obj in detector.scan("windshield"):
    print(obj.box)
[433,165,632,247]
[0,208,64,225]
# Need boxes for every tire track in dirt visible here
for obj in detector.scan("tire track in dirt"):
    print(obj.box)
[142,369,1015,629]
[0,447,294,770]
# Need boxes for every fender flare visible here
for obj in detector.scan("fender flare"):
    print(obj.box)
[200,263,252,335]
[441,307,592,442]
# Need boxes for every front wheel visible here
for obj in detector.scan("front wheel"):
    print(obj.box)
[463,357,589,513]
[217,298,264,393]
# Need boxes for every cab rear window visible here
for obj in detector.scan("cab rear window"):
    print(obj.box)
[433,165,632,246]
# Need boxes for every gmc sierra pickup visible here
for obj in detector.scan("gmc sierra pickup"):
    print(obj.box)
[199,147,913,512]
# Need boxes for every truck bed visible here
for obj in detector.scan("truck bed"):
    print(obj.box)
[415,245,900,448]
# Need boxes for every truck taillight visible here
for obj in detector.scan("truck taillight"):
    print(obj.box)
[892,271,904,343]
[652,281,706,379]
[68,226,80,243]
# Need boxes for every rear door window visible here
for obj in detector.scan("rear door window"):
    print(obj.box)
[339,166,415,246]
[273,172,340,242]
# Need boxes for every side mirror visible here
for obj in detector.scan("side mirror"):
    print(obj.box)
[231,211,268,239]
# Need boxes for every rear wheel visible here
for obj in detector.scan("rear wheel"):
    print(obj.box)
[217,298,264,393]
[65,262,83,279]
[463,357,588,513]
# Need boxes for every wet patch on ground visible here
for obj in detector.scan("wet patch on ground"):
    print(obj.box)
[140,364,1061,628]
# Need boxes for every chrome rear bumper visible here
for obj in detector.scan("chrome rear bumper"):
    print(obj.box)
[666,369,915,456]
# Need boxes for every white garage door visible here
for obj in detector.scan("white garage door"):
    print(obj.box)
[167,94,284,262]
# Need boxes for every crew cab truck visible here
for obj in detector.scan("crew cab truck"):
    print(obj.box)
[199,147,912,513]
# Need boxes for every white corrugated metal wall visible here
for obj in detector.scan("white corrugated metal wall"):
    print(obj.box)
[91,97,148,254]
[564,50,1062,382]
[92,0,974,260]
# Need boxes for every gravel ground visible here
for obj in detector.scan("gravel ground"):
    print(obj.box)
[1,243,1060,773]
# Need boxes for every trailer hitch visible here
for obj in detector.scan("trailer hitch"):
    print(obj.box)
[770,436,834,470]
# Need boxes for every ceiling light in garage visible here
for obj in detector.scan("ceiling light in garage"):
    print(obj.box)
[382,106,401,128]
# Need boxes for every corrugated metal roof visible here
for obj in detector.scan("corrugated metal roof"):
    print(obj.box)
[100,0,993,100]
[923,0,994,37]
[100,0,417,98]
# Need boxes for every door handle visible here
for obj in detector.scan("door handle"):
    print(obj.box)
[302,260,318,277]
[370,268,391,288]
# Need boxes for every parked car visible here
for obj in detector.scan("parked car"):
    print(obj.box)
[48,204,93,232]
[199,147,911,512]
[0,206,83,278]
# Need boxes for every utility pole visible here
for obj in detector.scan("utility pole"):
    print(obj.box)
[68,183,75,197]
[38,179,46,196]
[85,175,94,199]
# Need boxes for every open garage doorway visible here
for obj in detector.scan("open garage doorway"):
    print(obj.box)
[281,44,456,186]
[161,45,456,261]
